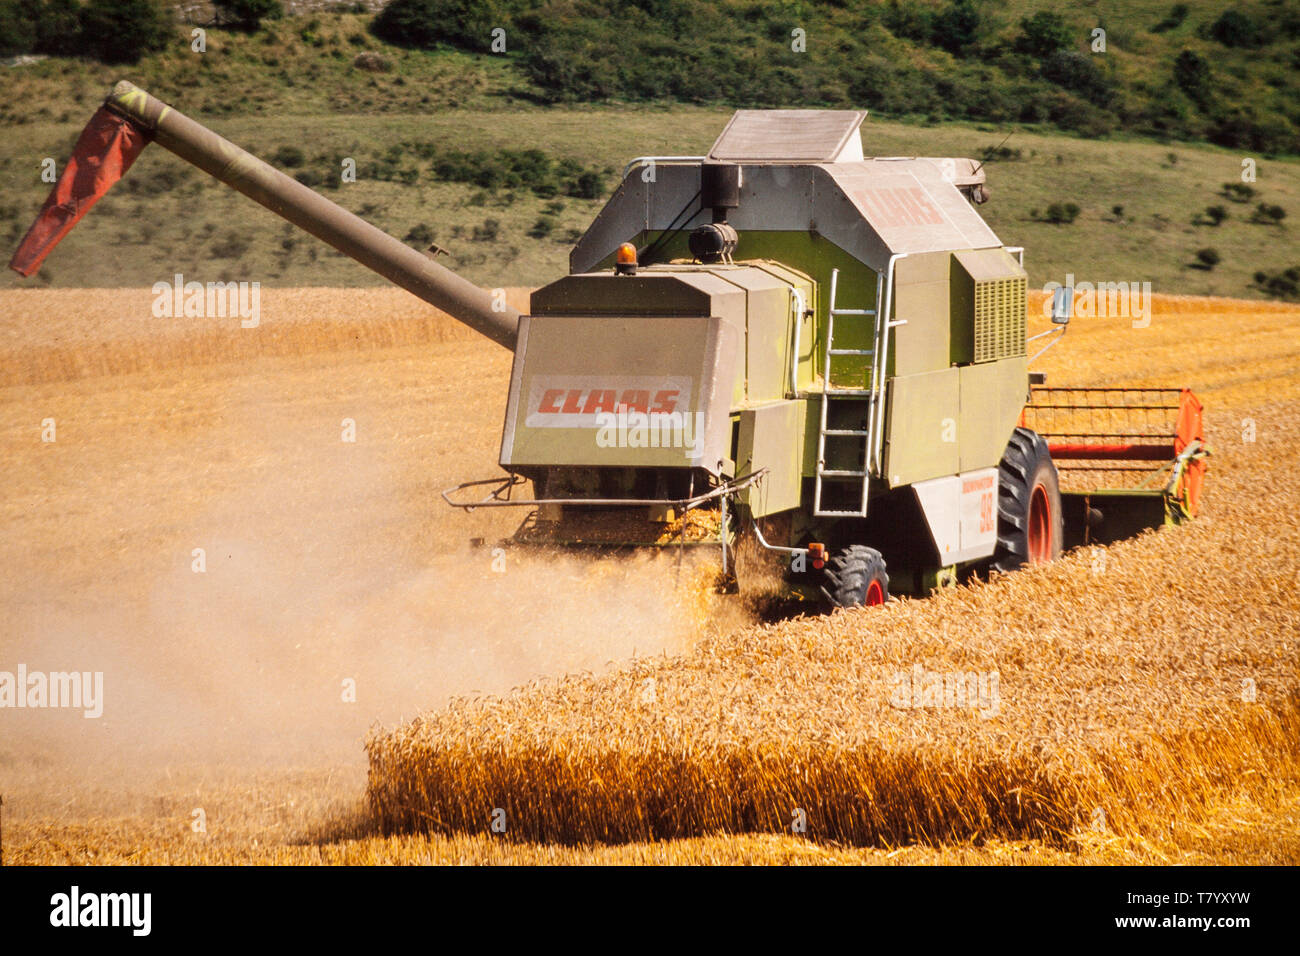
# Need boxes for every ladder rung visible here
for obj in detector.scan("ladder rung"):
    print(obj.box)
[823,428,869,436]
[828,348,874,356]
[824,388,872,396]
[831,308,876,316]
[817,508,868,517]
[817,468,868,477]
[888,319,907,327]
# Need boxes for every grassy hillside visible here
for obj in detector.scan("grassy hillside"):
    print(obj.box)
[0,7,1296,296]
[370,0,1300,152]
[3,106,1295,296]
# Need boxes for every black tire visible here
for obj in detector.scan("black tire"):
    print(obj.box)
[983,427,1063,574]
[821,544,889,609]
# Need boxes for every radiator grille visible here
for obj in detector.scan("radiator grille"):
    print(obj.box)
[973,275,1026,362]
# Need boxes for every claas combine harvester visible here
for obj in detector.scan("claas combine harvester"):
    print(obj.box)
[12,83,1209,608]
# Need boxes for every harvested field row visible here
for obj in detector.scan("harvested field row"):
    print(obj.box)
[367,296,1300,848]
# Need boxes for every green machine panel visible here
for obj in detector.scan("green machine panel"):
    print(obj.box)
[737,399,806,517]
[892,251,951,377]
[883,366,960,487]
[958,357,1029,471]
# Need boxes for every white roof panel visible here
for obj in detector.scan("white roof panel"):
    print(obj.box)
[708,110,867,163]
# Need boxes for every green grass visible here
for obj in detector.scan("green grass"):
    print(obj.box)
[0,8,1296,297]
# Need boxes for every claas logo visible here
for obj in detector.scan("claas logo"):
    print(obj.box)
[534,388,681,417]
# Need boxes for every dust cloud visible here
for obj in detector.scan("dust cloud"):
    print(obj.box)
[1,384,711,778]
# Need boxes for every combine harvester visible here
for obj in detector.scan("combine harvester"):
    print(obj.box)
[12,83,1208,608]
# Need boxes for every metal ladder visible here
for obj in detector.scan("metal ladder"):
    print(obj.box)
[813,266,903,517]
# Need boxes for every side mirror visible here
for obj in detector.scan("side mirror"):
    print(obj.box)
[1051,286,1073,325]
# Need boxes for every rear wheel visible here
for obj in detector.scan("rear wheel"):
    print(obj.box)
[984,427,1063,573]
[821,545,889,609]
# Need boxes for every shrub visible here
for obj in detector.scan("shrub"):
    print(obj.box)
[1204,205,1228,226]
[0,1,36,57]
[372,0,502,52]
[78,0,170,64]
[1208,10,1263,48]
[213,0,283,31]
[471,218,500,242]
[1251,203,1287,224]
[1195,247,1221,268]
[273,145,305,169]
[34,0,82,56]
[882,0,933,43]
[1041,50,1113,106]
[931,0,980,57]
[526,216,555,239]
[403,223,435,247]
[1254,267,1299,298]
[1044,202,1081,224]
[1222,183,1256,203]
[1015,11,1072,60]
[1151,4,1189,34]
[570,170,605,200]
[1210,106,1297,154]
[210,230,251,259]
[1173,50,1212,106]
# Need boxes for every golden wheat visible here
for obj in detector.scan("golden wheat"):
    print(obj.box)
[367,294,1300,849]
[0,286,532,386]
[3,288,1298,863]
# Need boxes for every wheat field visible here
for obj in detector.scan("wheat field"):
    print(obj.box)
[2,288,1298,864]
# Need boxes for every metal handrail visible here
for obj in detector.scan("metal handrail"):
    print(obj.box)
[871,253,908,475]
[621,156,707,179]
[441,469,767,512]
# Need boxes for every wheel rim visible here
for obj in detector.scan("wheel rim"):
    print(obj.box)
[1027,483,1052,564]
[865,579,885,606]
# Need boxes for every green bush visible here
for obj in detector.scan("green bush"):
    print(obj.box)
[2,0,166,60]
[0,1,36,57]
[472,218,500,242]
[372,0,503,52]
[1043,202,1081,224]
[1209,106,1296,153]
[79,0,170,64]
[526,216,555,239]
[273,145,305,168]
[1015,11,1073,60]
[1173,49,1212,106]
[1208,10,1263,48]
[211,230,251,259]
[34,0,81,56]
[403,222,435,246]
[1253,267,1299,299]
[1151,4,1189,34]
[1251,203,1287,224]
[214,0,283,31]
[1041,50,1113,106]
[931,0,980,57]
[1194,247,1220,268]
[568,170,601,199]
[423,143,605,199]
[882,1,933,44]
